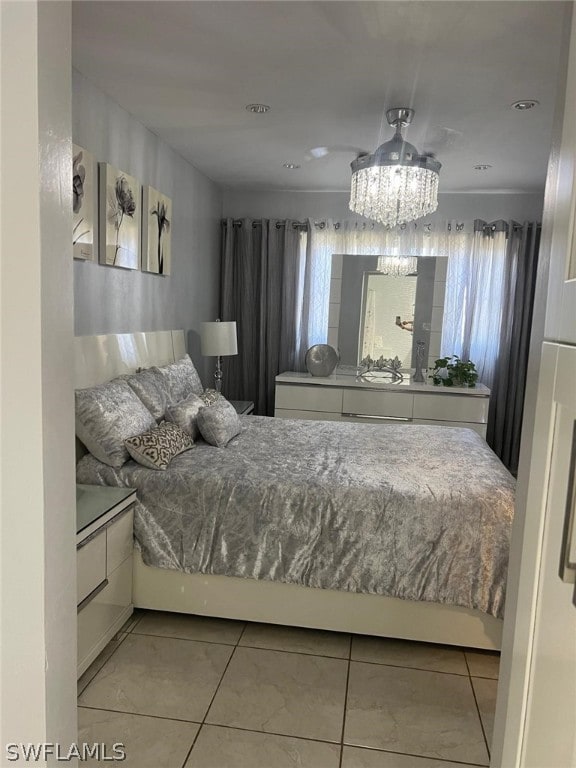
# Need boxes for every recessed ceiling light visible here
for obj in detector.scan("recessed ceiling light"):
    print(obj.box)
[474,164,492,171]
[511,99,540,111]
[246,103,270,114]
[283,163,301,169]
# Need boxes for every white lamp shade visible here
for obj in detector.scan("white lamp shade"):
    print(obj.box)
[200,321,238,357]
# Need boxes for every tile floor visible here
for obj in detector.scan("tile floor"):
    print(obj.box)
[78,610,499,768]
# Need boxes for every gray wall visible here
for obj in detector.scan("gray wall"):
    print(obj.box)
[73,70,223,382]
[223,189,545,223]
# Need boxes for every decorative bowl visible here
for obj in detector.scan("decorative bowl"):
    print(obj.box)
[305,344,339,377]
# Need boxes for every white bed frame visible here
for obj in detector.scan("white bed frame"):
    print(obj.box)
[75,330,503,650]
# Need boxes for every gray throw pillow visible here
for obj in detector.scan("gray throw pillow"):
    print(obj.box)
[125,421,194,470]
[76,379,156,467]
[152,354,203,405]
[124,367,171,421]
[164,393,205,439]
[197,399,241,448]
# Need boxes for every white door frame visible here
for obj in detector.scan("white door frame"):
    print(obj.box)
[491,3,576,765]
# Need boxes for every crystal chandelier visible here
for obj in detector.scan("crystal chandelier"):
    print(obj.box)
[349,108,441,228]
[376,255,418,277]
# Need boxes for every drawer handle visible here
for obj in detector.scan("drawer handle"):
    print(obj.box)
[77,528,105,550]
[77,578,108,613]
[342,413,412,422]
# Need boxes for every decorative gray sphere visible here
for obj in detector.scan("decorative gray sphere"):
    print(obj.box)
[305,344,339,377]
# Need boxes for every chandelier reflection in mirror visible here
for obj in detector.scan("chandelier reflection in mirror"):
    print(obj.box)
[349,108,441,228]
[376,255,418,277]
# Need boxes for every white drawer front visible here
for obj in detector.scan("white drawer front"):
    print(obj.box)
[275,384,342,413]
[107,508,134,575]
[413,418,487,438]
[77,557,133,675]
[275,409,342,421]
[77,531,106,605]
[413,393,489,424]
[342,389,414,418]
[341,414,411,425]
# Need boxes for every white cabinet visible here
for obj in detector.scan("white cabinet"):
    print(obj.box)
[275,372,490,437]
[76,485,137,677]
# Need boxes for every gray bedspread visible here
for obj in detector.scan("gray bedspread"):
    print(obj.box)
[76,416,515,618]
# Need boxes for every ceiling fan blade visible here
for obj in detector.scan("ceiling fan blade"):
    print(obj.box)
[422,126,463,154]
[305,144,369,162]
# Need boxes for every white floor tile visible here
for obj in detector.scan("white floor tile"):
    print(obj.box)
[78,633,232,721]
[186,725,340,768]
[207,646,348,742]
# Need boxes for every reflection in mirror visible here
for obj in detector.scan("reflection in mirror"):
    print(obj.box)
[330,254,442,369]
[360,272,417,367]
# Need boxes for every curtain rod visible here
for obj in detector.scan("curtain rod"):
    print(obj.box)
[224,218,535,232]
[225,219,308,230]
[474,219,533,234]
[224,219,433,230]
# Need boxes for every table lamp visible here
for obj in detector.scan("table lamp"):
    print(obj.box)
[200,319,238,392]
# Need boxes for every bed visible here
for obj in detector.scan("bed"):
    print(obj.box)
[75,330,515,650]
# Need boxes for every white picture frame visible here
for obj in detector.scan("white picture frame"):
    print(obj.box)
[99,163,141,270]
[72,144,97,261]
[142,185,172,275]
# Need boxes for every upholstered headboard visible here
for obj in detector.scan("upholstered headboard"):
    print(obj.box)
[74,330,187,389]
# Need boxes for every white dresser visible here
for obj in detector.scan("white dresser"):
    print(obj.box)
[275,371,490,438]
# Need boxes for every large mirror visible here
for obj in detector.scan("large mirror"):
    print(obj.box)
[329,254,445,369]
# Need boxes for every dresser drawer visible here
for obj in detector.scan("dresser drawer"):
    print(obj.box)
[106,508,134,574]
[413,394,489,424]
[275,384,343,413]
[413,418,488,438]
[77,530,106,605]
[275,408,342,421]
[342,390,414,419]
[77,556,133,675]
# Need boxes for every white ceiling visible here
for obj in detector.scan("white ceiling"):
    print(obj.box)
[72,1,567,194]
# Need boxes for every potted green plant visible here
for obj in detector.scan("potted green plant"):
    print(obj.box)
[430,355,478,388]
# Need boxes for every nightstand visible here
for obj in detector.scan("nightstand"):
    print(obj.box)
[229,399,254,415]
[76,484,137,677]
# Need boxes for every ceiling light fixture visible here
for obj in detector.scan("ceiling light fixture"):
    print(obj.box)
[511,99,539,111]
[473,164,492,170]
[349,108,441,229]
[246,103,270,114]
[283,162,300,169]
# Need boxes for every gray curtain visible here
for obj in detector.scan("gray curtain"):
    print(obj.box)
[487,222,541,474]
[220,218,305,416]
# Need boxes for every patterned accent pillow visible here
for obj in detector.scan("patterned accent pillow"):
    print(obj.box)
[199,388,226,406]
[124,367,171,421]
[164,393,205,439]
[76,379,157,467]
[197,400,241,448]
[152,354,203,405]
[125,421,194,470]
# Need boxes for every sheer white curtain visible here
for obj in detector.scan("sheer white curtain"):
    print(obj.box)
[300,219,473,367]
[297,221,334,365]
[441,225,508,388]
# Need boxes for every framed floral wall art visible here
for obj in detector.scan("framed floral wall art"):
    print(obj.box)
[99,163,141,269]
[72,145,97,260]
[142,186,172,275]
